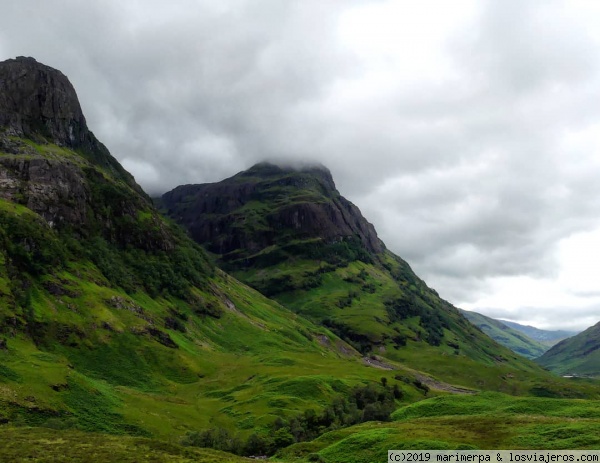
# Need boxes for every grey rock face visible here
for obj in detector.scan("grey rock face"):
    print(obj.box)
[161,162,384,261]
[0,156,88,228]
[0,57,173,251]
[0,56,87,147]
[0,56,140,189]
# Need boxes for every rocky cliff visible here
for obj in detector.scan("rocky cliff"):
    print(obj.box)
[0,56,138,186]
[0,57,166,246]
[160,162,384,266]
[0,57,86,146]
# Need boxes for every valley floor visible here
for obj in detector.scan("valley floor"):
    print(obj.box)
[3,390,600,463]
[0,426,249,463]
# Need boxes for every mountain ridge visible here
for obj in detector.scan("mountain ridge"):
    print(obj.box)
[160,161,563,392]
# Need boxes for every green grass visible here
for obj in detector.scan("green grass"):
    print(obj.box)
[237,253,575,397]
[0,260,424,441]
[0,427,249,462]
[1,142,415,441]
[391,392,600,421]
[277,391,600,462]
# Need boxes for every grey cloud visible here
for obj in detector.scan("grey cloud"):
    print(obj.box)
[457,0,598,93]
[1,0,357,191]
[480,304,600,332]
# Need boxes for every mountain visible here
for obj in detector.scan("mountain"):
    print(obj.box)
[0,56,136,189]
[0,56,414,441]
[536,321,600,376]
[460,310,547,359]
[3,57,598,461]
[158,162,383,264]
[499,319,578,347]
[160,162,560,392]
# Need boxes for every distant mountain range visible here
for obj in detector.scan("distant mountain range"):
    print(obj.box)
[460,310,547,359]
[498,320,578,346]
[461,309,600,377]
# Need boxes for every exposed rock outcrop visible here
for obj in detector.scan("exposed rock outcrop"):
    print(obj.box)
[0,156,89,228]
[160,162,384,263]
[0,57,87,147]
[0,57,172,250]
[0,56,138,189]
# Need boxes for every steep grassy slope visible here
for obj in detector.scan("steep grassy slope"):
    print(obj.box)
[0,141,436,444]
[536,322,600,376]
[160,163,565,392]
[460,309,547,359]
[0,142,390,438]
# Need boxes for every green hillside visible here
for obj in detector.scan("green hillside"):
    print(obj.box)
[0,138,394,439]
[277,391,600,462]
[460,309,547,359]
[536,322,600,376]
[160,163,560,392]
[0,58,424,450]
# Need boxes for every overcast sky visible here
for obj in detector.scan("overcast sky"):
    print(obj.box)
[2,0,600,330]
